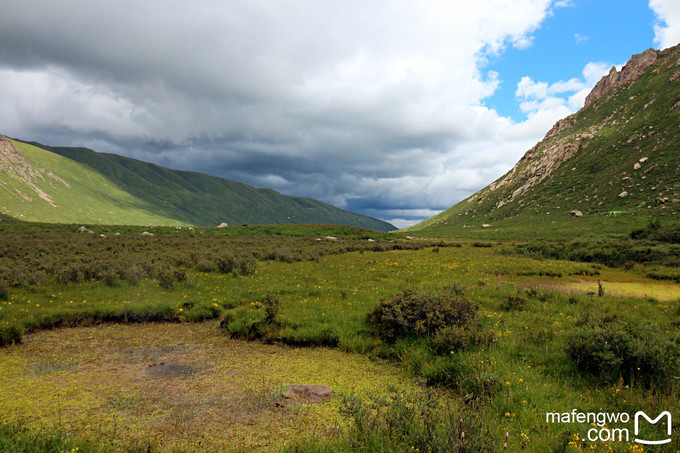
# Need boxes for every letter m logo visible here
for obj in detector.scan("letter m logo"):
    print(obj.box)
[634,411,672,445]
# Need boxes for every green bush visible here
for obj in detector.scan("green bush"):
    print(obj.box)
[220,294,280,340]
[0,280,8,300]
[237,254,257,276]
[499,295,526,311]
[432,324,495,354]
[98,268,120,287]
[123,265,144,286]
[460,371,503,400]
[155,265,176,290]
[306,388,494,453]
[220,307,269,339]
[422,355,471,386]
[566,321,679,388]
[0,324,23,346]
[216,253,237,274]
[368,284,477,342]
[182,303,222,322]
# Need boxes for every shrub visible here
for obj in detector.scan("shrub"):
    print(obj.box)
[499,295,526,311]
[57,265,85,284]
[155,265,176,290]
[422,356,471,386]
[182,303,222,322]
[216,253,237,274]
[523,327,554,346]
[0,280,9,300]
[98,268,119,287]
[566,321,679,388]
[0,324,23,346]
[262,293,279,323]
[220,294,280,340]
[432,324,495,354]
[460,371,503,400]
[220,306,269,339]
[524,287,551,302]
[368,285,477,342]
[324,388,494,453]
[123,265,144,286]
[195,258,215,273]
[237,254,256,276]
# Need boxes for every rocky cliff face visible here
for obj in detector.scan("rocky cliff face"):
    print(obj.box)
[407,42,680,233]
[0,136,69,207]
[484,44,680,208]
[584,48,659,107]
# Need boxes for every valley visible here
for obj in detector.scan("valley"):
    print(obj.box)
[1,39,679,453]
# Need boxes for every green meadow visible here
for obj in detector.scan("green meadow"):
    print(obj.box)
[1,222,679,452]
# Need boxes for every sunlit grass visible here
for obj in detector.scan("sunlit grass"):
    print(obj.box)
[2,240,680,451]
[0,322,424,452]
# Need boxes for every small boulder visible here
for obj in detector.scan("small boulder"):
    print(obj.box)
[482,224,491,228]
[323,236,338,241]
[141,231,155,236]
[283,385,333,403]
[639,157,648,163]
[618,191,628,198]
[570,210,584,218]
[216,222,229,228]
[633,163,641,170]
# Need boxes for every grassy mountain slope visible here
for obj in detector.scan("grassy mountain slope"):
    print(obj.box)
[2,138,395,231]
[0,137,184,226]
[406,44,680,239]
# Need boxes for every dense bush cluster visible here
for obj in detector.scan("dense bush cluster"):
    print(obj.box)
[288,388,493,453]
[509,222,680,269]
[367,284,478,342]
[0,229,453,293]
[566,315,679,388]
[220,293,281,340]
[631,220,680,243]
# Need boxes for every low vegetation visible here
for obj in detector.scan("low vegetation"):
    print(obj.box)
[1,222,680,451]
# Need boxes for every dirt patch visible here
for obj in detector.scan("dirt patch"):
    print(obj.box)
[0,321,421,452]
[145,362,196,379]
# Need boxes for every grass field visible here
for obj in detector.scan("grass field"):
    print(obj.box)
[1,223,679,452]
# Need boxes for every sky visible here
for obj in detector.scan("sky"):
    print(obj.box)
[1,1,679,228]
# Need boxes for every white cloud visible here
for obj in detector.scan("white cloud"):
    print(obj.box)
[0,0,571,225]
[512,61,611,139]
[650,0,680,49]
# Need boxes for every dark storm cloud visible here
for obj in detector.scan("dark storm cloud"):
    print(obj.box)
[0,0,580,226]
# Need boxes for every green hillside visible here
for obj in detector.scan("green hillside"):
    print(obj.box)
[407,44,680,239]
[0,138,185,226]
[1,138,395,231]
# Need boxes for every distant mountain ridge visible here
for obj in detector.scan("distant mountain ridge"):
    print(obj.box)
[407,43,680,236]
[0,137,396,231]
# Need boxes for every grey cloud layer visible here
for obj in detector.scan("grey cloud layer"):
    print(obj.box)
[0,0,611,225]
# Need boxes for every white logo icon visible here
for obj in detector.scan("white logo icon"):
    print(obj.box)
[634,411,672,445]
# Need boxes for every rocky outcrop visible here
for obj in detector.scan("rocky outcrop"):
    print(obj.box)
[585,49,659,107]
[0,136,70,208]
[283,384,333,403]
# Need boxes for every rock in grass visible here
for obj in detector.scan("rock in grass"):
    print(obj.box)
[283,384,333,403]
